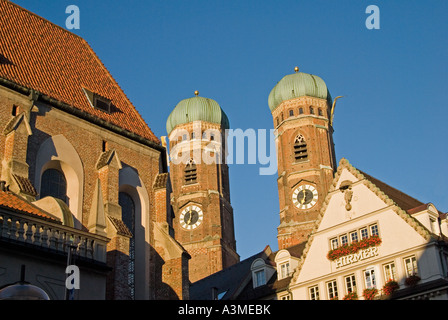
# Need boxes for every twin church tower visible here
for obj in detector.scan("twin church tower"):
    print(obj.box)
[166,67,337,282]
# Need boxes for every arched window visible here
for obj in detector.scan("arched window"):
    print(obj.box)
[119,192,135,300]
[299,107,304,115]
[40,169,67,203]
[184,159,197,185]
[294,135,308,162]
[289,109,294,117]
[309,106,314,114]
[318,108,323,116]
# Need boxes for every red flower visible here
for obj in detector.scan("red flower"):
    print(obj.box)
[327,235,382,261]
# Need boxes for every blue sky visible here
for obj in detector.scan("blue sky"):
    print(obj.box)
[11,0,448,260]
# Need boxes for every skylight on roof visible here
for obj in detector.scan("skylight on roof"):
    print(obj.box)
[83,88,112,114]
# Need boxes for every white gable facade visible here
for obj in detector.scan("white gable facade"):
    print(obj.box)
[289,159,448,300]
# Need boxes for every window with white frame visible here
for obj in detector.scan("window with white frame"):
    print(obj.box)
[360,227,369,239]
[340,234,348,246]
[309,285,319,300]
[364,267,376,289]
[383,262,397,281]
[280,262,290,279]
[350,231,359,243]
[254,270,266,287]
[327,280,338,300]
[329,223,380,250]
[430,217,439,234]
[330,238,339,250]
[345,274,357,294]
[404,256,418,277]
[370,224,379,236]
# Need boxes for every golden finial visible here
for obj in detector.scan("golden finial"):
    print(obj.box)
[294,66,299,73]
[194,90,199,96]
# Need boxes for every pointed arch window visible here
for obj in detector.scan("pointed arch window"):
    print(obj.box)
[40,168,67,203]
[294,134,308,162]
[184,159,197,185]
[119,192,135,300]
[309,106,314,114]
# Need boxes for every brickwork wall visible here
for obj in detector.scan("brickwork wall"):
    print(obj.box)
[168,121,239,282]
[0,86,187,300]
[272,96,336,249]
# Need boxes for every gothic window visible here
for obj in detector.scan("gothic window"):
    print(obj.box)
[40,168,67,203]
[293,134,308,162]
[318,108,323,116]
[184,159,197,185]
[119,192,135,300]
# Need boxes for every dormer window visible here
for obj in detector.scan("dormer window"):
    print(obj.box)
[280,262,290,278]
[83,88,112,113]
[275,249,299,281]
[93,94,111,113]
[254,270,266,287]
[251,258,275,288]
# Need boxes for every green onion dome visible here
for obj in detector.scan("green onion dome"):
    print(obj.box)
[166,92,230,135]
[268,68,332,112]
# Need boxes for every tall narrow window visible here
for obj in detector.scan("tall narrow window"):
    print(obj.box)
[364,268,376,289]
[293,134,308,162]
[184,159,197,185]
[255,270,266,287]
[280,262,290,279]
[404,256,418,277]
[289,109,294,117]
[383,262,397,281]
[299,107,304,115]
[119,192,135,300]
[345,274,357,294]
[309,285,319,300]
[310,106,314,114]
[40,168,67,203]
[370,224,379,236]
[327,280,338,300]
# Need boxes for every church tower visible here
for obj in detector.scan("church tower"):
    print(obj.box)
[269,67,337,249]
[166,91,239,282]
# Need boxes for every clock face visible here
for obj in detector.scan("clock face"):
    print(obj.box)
[179,205,203,230]
[292,185,318,209]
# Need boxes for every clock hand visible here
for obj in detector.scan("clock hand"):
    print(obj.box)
[187,208,193,224]
[301,189,306,204]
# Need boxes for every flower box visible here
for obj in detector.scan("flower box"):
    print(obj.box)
[382,279,399,296]
[327,235,382,261]
[363,288,378,300]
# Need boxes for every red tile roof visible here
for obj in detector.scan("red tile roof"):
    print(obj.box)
[0,0,159,144]
[359,170,424,211]
[0,190,60,222]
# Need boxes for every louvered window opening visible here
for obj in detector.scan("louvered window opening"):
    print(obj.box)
[294,135,308,161]
[184,161,197,185]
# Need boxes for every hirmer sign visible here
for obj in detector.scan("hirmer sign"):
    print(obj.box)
[334,247,379,269]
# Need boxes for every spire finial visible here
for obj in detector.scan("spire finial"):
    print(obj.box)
[294,66,299,73]
[194,90,199,96]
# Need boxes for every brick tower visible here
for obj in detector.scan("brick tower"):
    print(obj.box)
[269,67,337,249]
[166,91,239,282]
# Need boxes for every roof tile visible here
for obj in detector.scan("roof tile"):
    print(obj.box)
[0,0,159,144]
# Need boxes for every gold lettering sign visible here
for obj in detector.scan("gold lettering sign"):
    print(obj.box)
[334,247,379,268]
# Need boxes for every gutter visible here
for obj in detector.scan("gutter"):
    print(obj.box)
[0,76,166,156]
